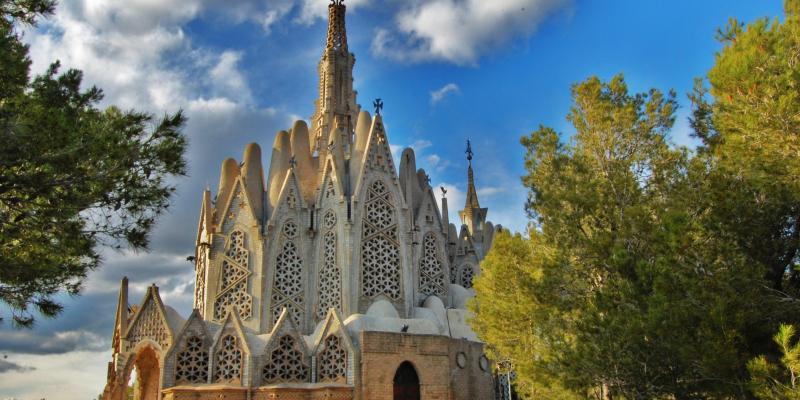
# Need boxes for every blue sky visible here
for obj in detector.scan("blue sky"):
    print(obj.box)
[0,1,786,398]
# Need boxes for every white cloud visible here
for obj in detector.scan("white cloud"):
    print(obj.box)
[0,350,109,400]
[430,83,460,104]
[209,51,252,103]
[477,186,504,197]
[372,0,570,65]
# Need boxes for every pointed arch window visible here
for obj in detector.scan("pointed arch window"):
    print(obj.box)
[317,334,347,382]
[214,230,252,321]
[460,264,476,289]
[317,218,342,319]
[262,335,309,383]
[360,180,401,300]
[419,233,445,296]
[271,221,305,328]
[214,334,243,383]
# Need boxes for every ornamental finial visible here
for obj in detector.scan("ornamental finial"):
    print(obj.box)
[465,139,473,164]
[373,98,384,115]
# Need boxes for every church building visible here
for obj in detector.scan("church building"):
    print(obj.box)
[101,1,502,399]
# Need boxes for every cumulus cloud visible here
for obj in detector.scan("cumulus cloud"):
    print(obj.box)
[372,0,570,65]
[430,83,460,104]
[0,329,107,355]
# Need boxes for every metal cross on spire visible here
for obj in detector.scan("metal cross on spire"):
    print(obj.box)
[289,156,297,169]
[465,139,473,164]
[373,98,383,115]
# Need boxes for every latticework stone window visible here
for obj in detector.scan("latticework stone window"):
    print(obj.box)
[261,335,309,383]
[460,265,476,289]
[175,336,209,384]
[214,335,242,383]
[317,230,341,319]
[317,334,347,382]
[419,233,445,296]
[271,226,305,327]
[193,251,207,313]
[214,230,252,321]
[360,180,401,300]
[126,300,169,351]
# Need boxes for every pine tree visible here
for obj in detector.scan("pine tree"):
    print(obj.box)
[0,0,188,326]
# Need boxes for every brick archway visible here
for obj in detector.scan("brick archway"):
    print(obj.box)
[393,361,420,400]
[122,345,161,400]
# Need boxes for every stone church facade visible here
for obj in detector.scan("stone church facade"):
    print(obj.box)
[101,2,502,399]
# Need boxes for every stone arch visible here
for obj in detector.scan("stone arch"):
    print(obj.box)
[393,361,420,400]
[120,343,162,400]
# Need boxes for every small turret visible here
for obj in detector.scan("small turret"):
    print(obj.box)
[242,143,266,222]
[111,277,129,354]
[290,121,317,204]
[268,131,291,214]
[216,158,240,217]
[399,148,418,210]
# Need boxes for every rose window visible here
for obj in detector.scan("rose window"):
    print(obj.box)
[282,220,298,238]
[323,210,336,230]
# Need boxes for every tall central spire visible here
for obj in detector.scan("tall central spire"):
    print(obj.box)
[311,0,359,158]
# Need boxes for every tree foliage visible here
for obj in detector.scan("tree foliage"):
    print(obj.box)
[749,324,800,400]
[472,2,800,395]
[0,0,187,327]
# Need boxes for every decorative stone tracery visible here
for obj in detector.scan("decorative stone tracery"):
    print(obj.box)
[271,224,305,327]
[126,298,170,351]
[317,230,341,319]
[175,336,209,384]
[193,251,207,314]
[262,335,309,383]
[214,335,243,383]
[419,233,445,296]
[317,334,347,382]
[460,265,476,289]
[360,180,401,300]
[214,231,252,321]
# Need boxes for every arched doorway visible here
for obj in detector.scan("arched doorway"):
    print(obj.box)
[393,361,420,400]
[125,346,160,400]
